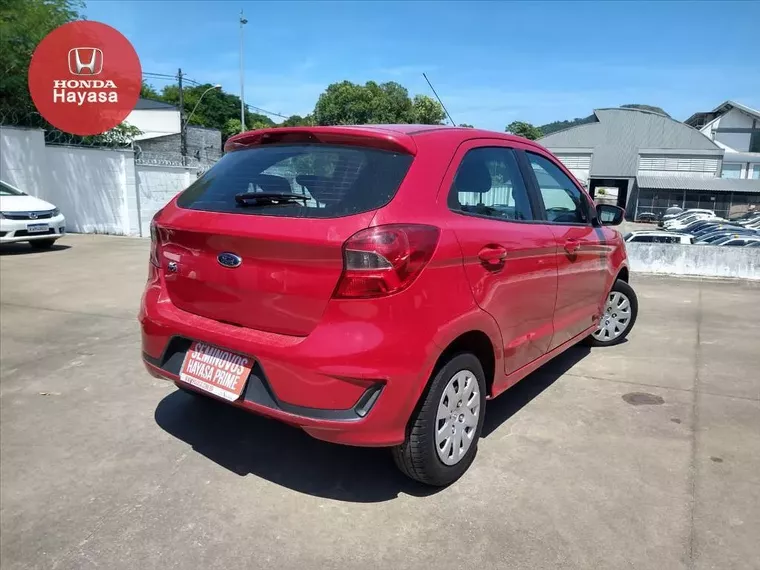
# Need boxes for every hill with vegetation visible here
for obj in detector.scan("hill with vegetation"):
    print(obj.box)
[538,104,670,136]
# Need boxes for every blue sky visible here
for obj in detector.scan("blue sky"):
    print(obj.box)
[85,0,760,130]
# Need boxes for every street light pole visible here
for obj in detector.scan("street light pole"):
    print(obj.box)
[239,10,248,133]
[178,68,186,164]
[184,84,222,129]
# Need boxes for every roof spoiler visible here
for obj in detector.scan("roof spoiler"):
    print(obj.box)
[224,126,418,155]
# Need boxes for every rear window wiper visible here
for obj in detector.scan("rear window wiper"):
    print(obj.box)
[234,192,309,206]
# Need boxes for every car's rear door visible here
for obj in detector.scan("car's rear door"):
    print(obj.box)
[520,150,610,350]
[439,139,558,380]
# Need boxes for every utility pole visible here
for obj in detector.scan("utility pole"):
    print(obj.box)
[178,68,187,165]
[239,10,248,133]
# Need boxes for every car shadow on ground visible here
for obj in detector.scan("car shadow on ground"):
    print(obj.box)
[0,243,71,255]
[154,345,592,502]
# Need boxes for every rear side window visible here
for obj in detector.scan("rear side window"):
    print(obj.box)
[447,147,534,221]
[177,144,413,218]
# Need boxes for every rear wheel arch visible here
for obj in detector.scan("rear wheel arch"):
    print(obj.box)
[432,330,496,398]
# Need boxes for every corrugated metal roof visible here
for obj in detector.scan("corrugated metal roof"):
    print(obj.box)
[636,174,760,193]
[538,108,721,178]
[134,98,178,111]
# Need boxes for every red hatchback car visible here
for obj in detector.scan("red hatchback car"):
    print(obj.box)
[140,125,638,486]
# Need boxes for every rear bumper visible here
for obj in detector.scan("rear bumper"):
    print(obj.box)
[139,281,443,447]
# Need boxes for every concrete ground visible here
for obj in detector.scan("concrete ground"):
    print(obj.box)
[1,235,758,570]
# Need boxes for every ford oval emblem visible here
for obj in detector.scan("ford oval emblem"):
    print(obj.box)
[217,252,242,268]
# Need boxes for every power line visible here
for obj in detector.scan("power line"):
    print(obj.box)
[143,71,294,121]
[143,71,201,86]
[245,103,289,120]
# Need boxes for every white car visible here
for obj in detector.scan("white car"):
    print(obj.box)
[624,231,694,244]
[660,208,714,226]
[664,212,716,231]
[0,180,66,249]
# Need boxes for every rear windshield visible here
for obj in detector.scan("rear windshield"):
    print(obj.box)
[177,144,413,218]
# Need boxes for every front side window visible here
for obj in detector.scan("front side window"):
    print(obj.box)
[526,152,589,224]
[448,147,534,222]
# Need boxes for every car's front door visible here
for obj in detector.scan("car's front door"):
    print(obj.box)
[522,151,609,350]
[440,141,558,381]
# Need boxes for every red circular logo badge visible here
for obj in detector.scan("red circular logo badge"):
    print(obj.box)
[28,21,142,136]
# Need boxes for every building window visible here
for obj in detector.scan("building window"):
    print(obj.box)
[751,165,760,180]
[750,131,760,153]
[721,163,742,179]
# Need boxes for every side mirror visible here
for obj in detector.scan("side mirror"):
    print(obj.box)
[596,204,624,226]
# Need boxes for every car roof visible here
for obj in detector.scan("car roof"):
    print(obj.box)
[630,231,683,235]
[225,124,543,155]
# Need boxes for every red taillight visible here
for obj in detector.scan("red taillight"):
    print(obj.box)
[334,224,440,299]
[149,220,161,267]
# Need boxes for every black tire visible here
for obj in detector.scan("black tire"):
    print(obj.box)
[29,239,57,250]
[392,352,487,487]
[583,279,638,347]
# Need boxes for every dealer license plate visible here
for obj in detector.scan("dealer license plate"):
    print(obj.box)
[27,223,49,233]
[179,341,253,401]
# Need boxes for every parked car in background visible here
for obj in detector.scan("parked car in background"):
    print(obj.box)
[696,230,758,244]
[140,125,636,486]
[660,205,684,223]
[664,212,717,231]
[0,180,66,249]
[635,212,658,223]
[745,241,760,248]
[693,224,750,238]
[711,236,760,247]
[677,219,726,235]
[659,208,713,226]
[624,231,693,244]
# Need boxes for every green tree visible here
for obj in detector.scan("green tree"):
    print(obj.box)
[620,104,670,117]
[84,122,142,146]
[506,121,543,140]
[0,0,83,123]
[223,118,242,138]
[157,83,275,138]
[140,81,160,100]
[411,94,446,124]
[313,81,445,125]
[281,114,305,127]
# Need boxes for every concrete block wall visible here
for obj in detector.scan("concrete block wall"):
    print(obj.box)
[1,126,194,236]
[627,243,760,280]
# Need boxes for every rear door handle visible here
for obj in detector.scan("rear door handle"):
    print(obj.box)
[478,245,507,268]
[564,239,581,254]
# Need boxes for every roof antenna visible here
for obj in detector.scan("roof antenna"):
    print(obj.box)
[423,72,456,126]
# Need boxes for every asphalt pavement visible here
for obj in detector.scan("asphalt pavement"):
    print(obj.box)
[1,235,758,570]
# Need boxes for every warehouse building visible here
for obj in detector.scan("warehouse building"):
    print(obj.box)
[538,106,760,220]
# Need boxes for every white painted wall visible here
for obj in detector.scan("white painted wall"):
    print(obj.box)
[700,108,754,152]
[125,109,181,140]
[0,127,49,199]
[0,125,196,237]
[46,145,132,234]
[135,165,193,236]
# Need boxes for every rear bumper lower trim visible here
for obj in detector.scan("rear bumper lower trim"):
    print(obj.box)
[142,341,383,423]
